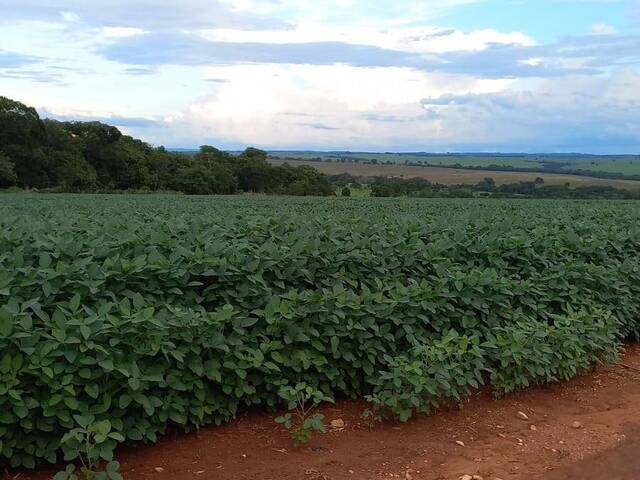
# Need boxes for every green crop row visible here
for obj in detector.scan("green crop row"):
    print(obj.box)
[0,195,639,469]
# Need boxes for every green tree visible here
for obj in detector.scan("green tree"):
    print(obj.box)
[173,157,236,194]
[42,120,96,189]
[0,96,44,148]
[476,177,496,192]
[0,153,17,187]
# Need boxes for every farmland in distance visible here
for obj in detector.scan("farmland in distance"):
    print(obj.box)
[269,151,640,176]
[268,157,640,190]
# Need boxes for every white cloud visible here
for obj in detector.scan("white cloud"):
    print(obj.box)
[2,0,637,152]
[200,25,534,53]
[101,27,149,38]
[151,65,640,152]
[159,63,513,148]
[60,11,80,22]
[220,0,480,26]
[591,23,617,35]
[0,0,282,30]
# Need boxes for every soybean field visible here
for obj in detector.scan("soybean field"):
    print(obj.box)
[1,194,639,470]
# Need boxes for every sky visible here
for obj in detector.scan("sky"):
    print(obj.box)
[1,0,639,153]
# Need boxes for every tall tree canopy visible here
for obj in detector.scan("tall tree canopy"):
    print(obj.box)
[0,96,333,196]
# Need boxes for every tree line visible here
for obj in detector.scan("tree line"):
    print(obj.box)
[0,97,333,195]
[2,95,638,200]
[330,174,640,199]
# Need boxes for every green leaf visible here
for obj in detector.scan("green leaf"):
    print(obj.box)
[80,325,91,340]
[69,294,81,312]
[0,307,13,337]
[127,378,141,391]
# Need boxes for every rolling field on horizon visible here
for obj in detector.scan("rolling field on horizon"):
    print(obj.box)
[269,152,640,177]
[268,158,640,190]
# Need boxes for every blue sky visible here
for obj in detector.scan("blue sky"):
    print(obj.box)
[1,0,639,153]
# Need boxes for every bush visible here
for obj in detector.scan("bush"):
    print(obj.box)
[487,308,620,396]
[366,331,487,421]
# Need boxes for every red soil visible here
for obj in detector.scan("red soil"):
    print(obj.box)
[13,345,640,480]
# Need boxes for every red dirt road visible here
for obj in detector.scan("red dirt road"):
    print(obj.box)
[16,345,640,480]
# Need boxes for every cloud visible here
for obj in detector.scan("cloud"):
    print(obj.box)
[97,30,640,78]
[98,34,418,67]
[154,65,640,153]
[40,109,160,128]
[220,0,479,26]
[418,69,640,152]
[101,27,149,38]
[0,50,41,68]
[0,51,68,83]
[0,0,284,30]
[122,67,156,76]
[200,25,534,52]
[295,122,341,130]
[4,0,638,153]
[0,69,65,84]
[591,23,617,35]
[147,63,511,149]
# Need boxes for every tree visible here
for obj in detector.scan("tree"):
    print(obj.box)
[0,96,337,196]
[0,153,17,187]
[49,150,97,189]
[341,186,351,197]
[173,157,236,194]
[534,177,545,185]
[42,120,96,189]
[242,147,268,161]
[476,177,496,192]
[0,96,44,148]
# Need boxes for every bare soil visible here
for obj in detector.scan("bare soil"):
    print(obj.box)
[13,345,640,480]
[268,158,640,190]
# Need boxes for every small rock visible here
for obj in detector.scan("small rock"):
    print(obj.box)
[530,425,538,431]
[572,421,583,429]
[195,471,205,475]
[472,476,484,480]
[154,467,164,473]
[455,440,466,447]
[516,411,529,420]
[348,470,354,475]
[330,419,345,429]
[460,475,474,480]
